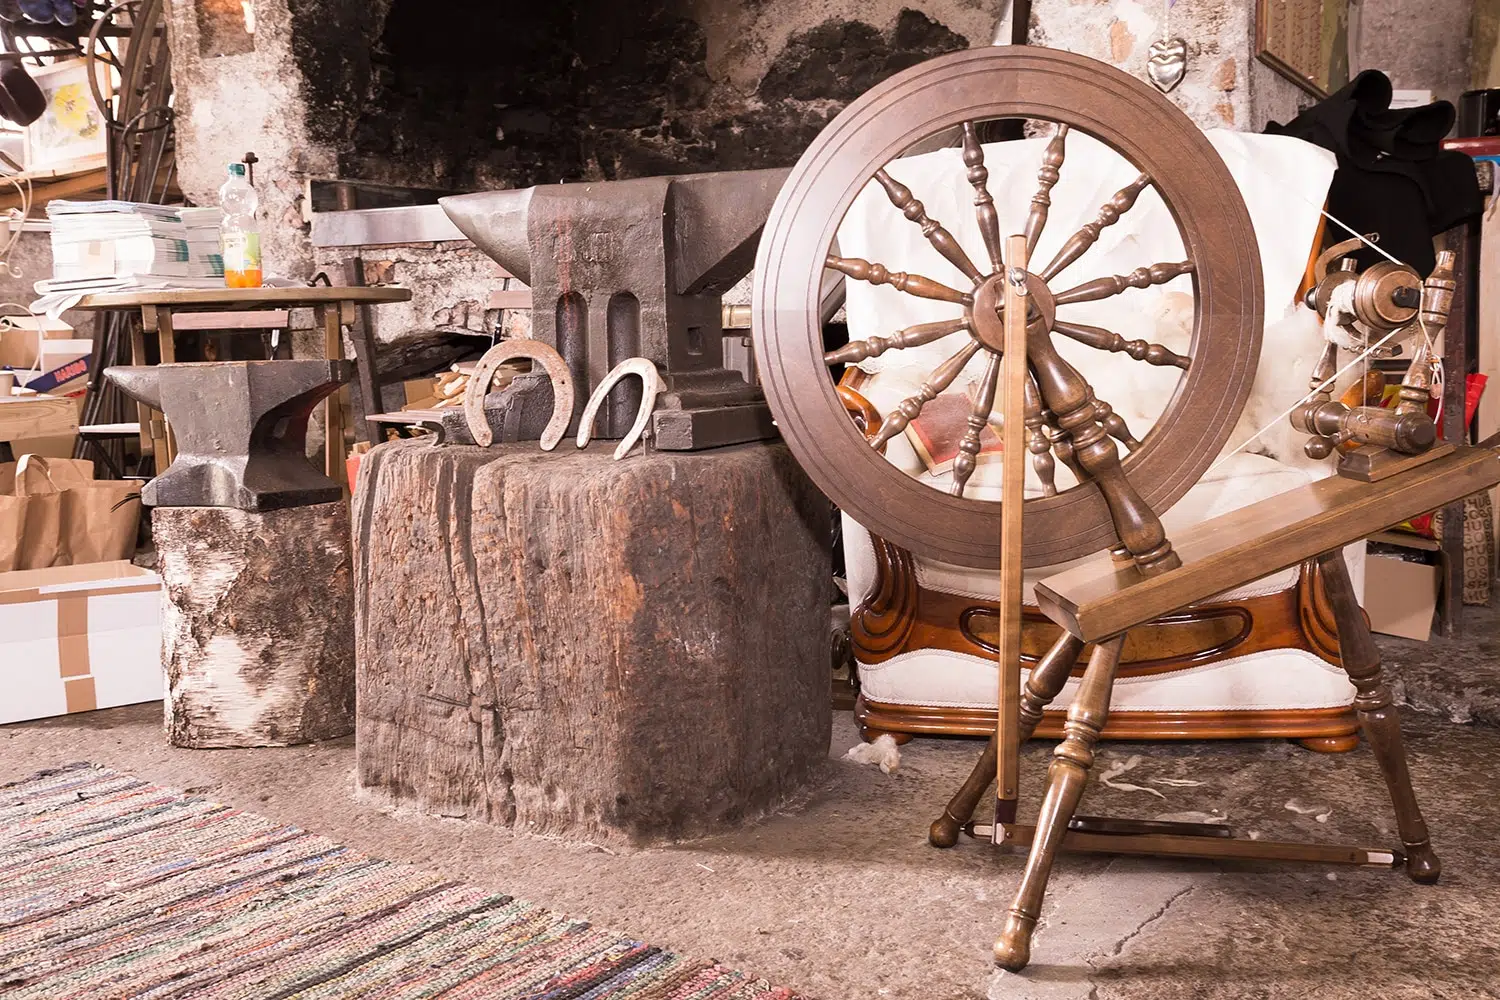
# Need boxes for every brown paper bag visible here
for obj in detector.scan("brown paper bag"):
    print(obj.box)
[60,483,142,564]
[14,455,136,567]
[0,457,92,494]
[0,494,27,571]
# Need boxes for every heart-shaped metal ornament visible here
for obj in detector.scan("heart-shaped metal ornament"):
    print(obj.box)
[1147,37,1188,93]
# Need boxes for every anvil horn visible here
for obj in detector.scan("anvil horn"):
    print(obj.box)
[104,365,163,412]
[669,167,791,296]
[439,187,535,284]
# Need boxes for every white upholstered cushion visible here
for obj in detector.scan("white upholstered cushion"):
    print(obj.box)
[855,647,1356,714]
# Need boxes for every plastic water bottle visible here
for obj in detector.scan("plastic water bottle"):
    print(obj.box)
[219,162,262,288]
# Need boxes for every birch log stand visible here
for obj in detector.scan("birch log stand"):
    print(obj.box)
[353,439,830,844]
[154,501,355,748]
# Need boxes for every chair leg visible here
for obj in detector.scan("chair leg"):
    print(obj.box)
[994,634,1125,972]
[1315,549,1440,883]
[929,633,1086,847]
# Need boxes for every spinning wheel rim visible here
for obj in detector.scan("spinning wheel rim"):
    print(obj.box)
[752,46,1263,570]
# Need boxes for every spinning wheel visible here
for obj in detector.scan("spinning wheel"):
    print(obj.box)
[754,46,1483,977]
[752,46,1264,571]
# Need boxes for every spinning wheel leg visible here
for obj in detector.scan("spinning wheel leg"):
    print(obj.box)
[929,634,1086,848]
[1019,633,1087,737]
[1316,550,1441,883]
[994,634,1125,972]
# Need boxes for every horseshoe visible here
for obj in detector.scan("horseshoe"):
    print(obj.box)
[576,358,665,460]
[463,339,574,450]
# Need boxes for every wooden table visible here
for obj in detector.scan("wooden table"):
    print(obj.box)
[73,287,411,477]
[0,393,79,462]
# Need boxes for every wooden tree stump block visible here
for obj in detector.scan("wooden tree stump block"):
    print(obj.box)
[154,501,355,748]
[353,440,831,844]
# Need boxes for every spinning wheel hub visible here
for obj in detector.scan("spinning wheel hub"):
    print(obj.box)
[969,271,1055,352]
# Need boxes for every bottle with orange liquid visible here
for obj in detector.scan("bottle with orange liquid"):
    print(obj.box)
[219,162,262,288]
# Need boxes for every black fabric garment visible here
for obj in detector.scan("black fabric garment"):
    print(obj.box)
[1265,70,1482,275]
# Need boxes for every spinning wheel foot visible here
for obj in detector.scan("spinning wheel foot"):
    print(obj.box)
[929,812,964,848]
[1405,844,1441,884]
[993,912,1036,972]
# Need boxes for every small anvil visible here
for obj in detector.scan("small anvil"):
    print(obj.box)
[105,360,353,510]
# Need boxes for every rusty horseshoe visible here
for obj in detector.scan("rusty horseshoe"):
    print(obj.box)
[576,358,665,460]
[463,339,575,450]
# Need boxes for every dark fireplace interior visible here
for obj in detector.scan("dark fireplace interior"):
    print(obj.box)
[290,2,973,195]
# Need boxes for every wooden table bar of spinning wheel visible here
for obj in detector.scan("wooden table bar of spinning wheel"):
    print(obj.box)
[994,235,1029,826]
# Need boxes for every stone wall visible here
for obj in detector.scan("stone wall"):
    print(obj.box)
[166,0,1478,343]
[166,1,992,285]
[1019,0,1307,131]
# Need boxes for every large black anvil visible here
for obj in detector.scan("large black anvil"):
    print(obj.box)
[440,168,789,450]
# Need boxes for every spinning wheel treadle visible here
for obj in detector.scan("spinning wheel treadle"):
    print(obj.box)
[752,46,1263,571]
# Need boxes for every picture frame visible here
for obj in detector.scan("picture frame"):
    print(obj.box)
[1255,0,1350,100]
[21,58,112,176]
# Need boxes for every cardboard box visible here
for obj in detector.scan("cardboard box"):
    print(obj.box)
[0,316,76,371]
[1363,551,1440,642]
[0,561,162,723]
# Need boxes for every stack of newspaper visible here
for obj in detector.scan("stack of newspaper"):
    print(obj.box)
[35,200,227,297]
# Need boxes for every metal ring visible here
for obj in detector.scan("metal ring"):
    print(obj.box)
[463,340,574,450]
[576,358,665,460]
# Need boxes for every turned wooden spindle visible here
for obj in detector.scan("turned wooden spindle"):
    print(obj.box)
[928,633,1086,848]
[823,318,968,365]
[875,169,983,282]
[961,121,1004,273]
[994,635,1127,972]
[870,340,983,449]
[1039,174,1152,282]
[1050,427,1086,481]
[1023,374,1058,497]
[1315,549,1440,883]
[952,351,1002,497]
[825,254,973,305]
[1027,321,1179,574]
[1302,341,1341,459]
[1052,261,1195,307]
[1023,126,1068,254]
[1393,337,1433,418]
[1093,398,1141,451]
[1051,320,1190,370]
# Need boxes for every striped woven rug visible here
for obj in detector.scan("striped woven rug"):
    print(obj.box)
[0,763,804,1000]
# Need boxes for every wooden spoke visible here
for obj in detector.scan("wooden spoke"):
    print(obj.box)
[826,254,973,305]
[1051,320,1190,369]
[961,121,1004,273]
[1023,125,1068,255]
[1051,261,1194,307]
[1023,372,1058,497]
[1093,398,1141,451]
[951,351,1001,497]
[1038,174,1152,282]
[874,169,984,283]
[824,318,969,365]
[870,339,984,449]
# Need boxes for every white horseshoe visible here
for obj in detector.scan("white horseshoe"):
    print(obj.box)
[576,358,665,460]
[463,339,574,450]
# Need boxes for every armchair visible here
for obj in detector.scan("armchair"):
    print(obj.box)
[836,130,1367,752]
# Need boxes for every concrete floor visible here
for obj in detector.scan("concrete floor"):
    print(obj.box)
[5,690,1500,1000]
